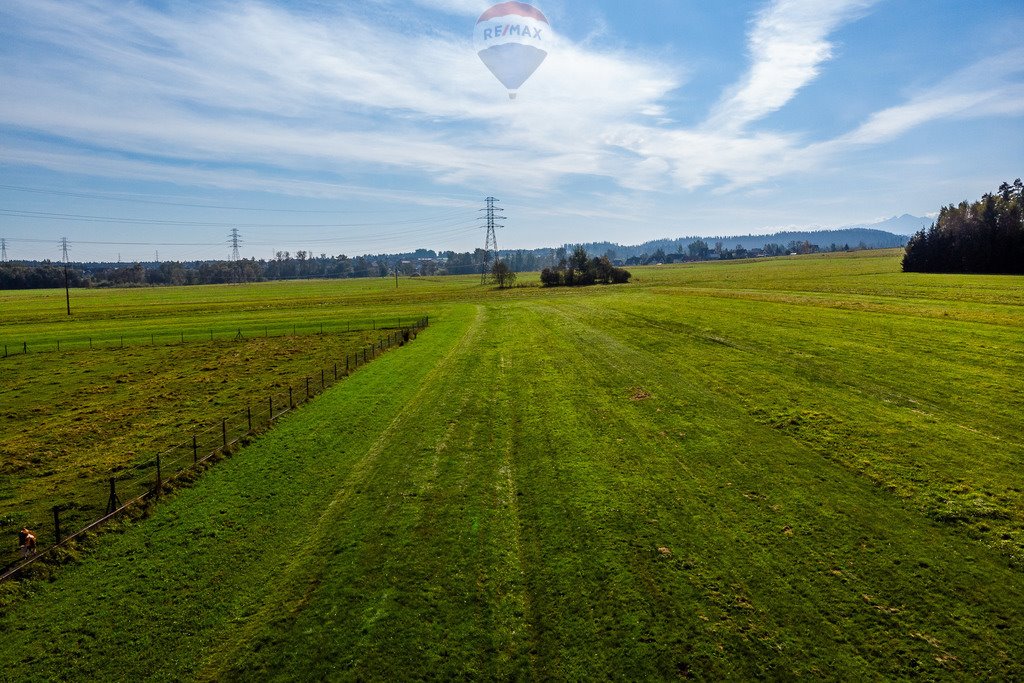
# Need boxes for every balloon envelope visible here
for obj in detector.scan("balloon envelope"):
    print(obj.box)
[475,2,549,98]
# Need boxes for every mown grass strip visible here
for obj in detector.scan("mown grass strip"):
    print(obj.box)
[0,307,467,679]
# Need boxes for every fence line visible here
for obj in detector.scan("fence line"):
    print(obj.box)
[0,317,424,358]
[0,316,429,582]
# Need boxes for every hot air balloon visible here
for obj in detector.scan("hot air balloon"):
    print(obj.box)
[474,2,550,100]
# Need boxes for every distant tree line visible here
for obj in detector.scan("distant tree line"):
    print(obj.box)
[0,220,920,291]
[903,180,1023,274]
[0,262,87,289]
[1,253,408,290]
[0,246,552,290]
[615,239,869,266]
[540,246,631,287]
[574,228,907,262]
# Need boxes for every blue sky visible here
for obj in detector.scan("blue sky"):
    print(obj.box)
[1,0,1021,262]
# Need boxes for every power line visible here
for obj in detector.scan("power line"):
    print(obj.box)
[1,222,482,249]
[0,183,473,214]
[0,208,469,229]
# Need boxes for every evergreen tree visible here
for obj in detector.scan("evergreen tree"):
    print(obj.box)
[903,180,1023,274]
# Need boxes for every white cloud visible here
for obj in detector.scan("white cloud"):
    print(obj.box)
[407,0,489,15]
[832,49,1024,146]
[704,0,876,133]
[804,48,1024,167]
[0,0,685,193]
[0,0,1019,205]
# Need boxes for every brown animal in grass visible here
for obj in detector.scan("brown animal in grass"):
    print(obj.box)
[18,528,37,557]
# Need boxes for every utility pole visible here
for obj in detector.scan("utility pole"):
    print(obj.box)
[478,197,503,283]
[61,237,71,316]
[229,228,242,261]
[395,268,399,288]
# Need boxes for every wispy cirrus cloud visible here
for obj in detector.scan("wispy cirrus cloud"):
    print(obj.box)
[0,0,678,194]
[703,0,876,133]
[0,0,1019,205]
[829,49,1024,147]
[405,0,490,15]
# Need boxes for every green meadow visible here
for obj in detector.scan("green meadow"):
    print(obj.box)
[1,250,1022,679]
[0,279,431,566]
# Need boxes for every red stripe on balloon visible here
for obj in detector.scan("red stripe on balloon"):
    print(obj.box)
[477,2,548,24]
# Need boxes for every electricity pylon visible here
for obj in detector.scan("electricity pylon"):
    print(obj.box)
[479,197,503,283]
[229,228,242,261]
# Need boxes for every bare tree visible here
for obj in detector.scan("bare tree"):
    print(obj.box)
[491,260,517,288]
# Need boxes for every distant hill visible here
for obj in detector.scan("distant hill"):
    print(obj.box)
[838,214,931,236]
[570,227,909,261]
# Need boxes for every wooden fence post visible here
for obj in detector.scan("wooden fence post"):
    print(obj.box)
[333,363,337,380]
[321,369,325,389]
[289,386,293,409]
[247,405,252,432]
[106,477,122,515]
[269,396,273,421]
[192,435,198,464]
[222,419,227,447]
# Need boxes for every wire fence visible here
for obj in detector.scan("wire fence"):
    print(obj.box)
[0,316,429,582]
[1,317,424,357]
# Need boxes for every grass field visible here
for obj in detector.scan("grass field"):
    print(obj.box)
[0,278,432,570]
[1,250,1022,679]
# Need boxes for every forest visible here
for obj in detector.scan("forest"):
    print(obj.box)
[903,180,1024,274]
